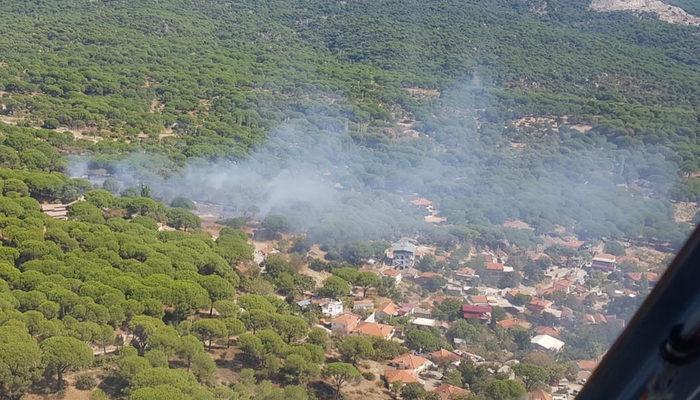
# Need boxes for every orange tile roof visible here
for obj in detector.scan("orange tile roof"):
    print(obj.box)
[377,301,399,315]
[390,353,431,369]
[576,359,598,371]
[626,272,659,282]
[384,368,419,384]
[331,313,361,326]
[529,389,553,400]
[535,326,560,337]
[428,348,461,363]
[433,383,470,400]
[485,262,504,271]
[497,318,532,330]
[456,267,475,275]
[468,295,489,304]
[529,298,553,309]
[354,322,394,338]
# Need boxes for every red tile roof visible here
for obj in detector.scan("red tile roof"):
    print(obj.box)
[433,383,470,400]
[576,359,598,371]
[462,304,492,320]
[428,349,462,363]
[354,322,394,338]
[462,304,493,313]
[381,268,401,277]
[377,301,399,316]
[390,353,431,370]
[468,295,489,304]
[535,326,560,337]
[626,272,659,282]
[332,313,361,326]
[485,262,504,271]
[497,318,532,330]
[384,368,419,384]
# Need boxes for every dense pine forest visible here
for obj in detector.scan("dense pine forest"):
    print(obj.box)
[0,1,697,399]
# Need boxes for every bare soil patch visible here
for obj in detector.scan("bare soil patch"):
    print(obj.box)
[590,0,700,26]
[673,201,697,223]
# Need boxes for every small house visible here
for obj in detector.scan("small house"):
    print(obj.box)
[353,321,395,340]
[531,334,565,352]
[462,304,493,323]
[318,299,344,317]
[590,254,617,272]
[397,303,416,316]
[428,349,462,367]
[389,353,433,372]
[376,301,399,322]
[353,299,375,313]
[390,238,417,269]
[330,313,361,335]
[380,268,403,284]
[433,384,470,400]
[384,368,419,386]
[455,267,476,283]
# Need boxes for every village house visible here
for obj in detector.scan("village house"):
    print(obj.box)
[397,303,416,317]
[444,283,463,296]
[413,307,433,318]
[389,353,433,373]
[531,334,565,352]
[542,278,574,296]
[432,384,471,400]
[626,271,659,287]
[584,313,608,325]
[318,299,344,317]
[416,271,442,284]
[428,348,462,367]
[497,318,532,330]
[576,359,598,372]
[40,197,84,220]
[297,298,344,317]
[389,238,417,269]
[462,304,493,323]
[41,203,71,220]
[411,317,448,333]
[590,253,617,272]
[375,300,399,322]
[480,262,514,285]
[455,267,476,283]
[352,299,374,313]
[380,268,403,284]
[384,368,419,386]
[330,313,361,335]
[353,321,395,340]
[535,326,561,337]
[467,295,489,305]
[527,298,553,314]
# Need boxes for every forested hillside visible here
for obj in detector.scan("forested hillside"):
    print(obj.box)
[0,0,696,246]
[0,1,697,399]
[0,0,698,165]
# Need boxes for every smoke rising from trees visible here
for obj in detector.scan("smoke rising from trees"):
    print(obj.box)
[70,83,688,247]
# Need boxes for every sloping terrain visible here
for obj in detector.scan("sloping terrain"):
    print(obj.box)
[591,0,700,26]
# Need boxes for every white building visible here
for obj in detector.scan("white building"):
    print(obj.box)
[389,238,417,269]
[321,300,344,317]
[531,334,565,352]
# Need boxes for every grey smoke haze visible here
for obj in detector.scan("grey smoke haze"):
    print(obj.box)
[70,82,685,246]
